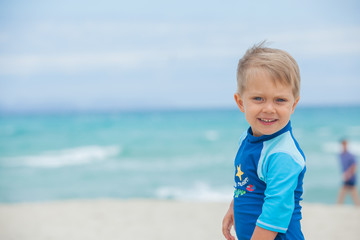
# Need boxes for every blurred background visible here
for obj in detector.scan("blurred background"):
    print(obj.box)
[0,0,359,204]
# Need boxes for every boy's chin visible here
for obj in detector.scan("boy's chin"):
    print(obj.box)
[252,127,279,137]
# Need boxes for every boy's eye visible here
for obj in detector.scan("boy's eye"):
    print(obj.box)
[253,97,263,101]
[276,98,287,103]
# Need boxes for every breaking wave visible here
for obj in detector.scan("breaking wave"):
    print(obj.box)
[0,145,121,168]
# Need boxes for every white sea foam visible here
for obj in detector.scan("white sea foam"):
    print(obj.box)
[1,145,121,168]
[345,126,360,137]
[322,141,360,156]
[315,127,332,137]
[204,130,219,141]
[156,182,232,202]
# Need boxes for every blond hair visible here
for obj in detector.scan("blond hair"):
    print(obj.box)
[236,42,301,98]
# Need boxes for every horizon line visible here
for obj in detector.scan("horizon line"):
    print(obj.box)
[1,104,360,116]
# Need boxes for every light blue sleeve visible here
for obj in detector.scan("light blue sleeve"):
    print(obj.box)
[238,131,247,146]
[256,152,303,233]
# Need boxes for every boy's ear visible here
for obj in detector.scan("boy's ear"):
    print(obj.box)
[234,93,245,113]
[291,96,300,114]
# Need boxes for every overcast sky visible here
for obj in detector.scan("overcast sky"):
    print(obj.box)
[0,0,359,112]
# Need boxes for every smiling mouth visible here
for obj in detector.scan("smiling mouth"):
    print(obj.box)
[259,118,278,123]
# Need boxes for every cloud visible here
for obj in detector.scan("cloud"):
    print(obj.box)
[1,20,359,76]
[268,26,360,57]
[0,53,152,75]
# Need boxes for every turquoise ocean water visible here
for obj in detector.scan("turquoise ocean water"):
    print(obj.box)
[1,106,360,204]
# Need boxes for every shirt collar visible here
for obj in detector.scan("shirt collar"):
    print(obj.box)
[247,121,292,143]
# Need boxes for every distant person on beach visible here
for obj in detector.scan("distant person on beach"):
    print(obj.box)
[222,42,306,240]
[337,139,360,206]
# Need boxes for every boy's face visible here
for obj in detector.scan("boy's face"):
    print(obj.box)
[234,71,299,137]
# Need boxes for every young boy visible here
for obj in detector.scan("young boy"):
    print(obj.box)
[222,42,306,240]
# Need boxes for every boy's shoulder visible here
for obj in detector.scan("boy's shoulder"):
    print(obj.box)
[258,131,305,182]
[261,131,305,168]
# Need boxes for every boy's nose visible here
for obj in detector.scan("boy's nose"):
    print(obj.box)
[263,102,276,113]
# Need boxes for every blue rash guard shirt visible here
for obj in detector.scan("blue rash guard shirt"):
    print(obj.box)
[233,121,306,240]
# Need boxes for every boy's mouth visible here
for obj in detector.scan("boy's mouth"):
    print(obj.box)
[258,118,278,124]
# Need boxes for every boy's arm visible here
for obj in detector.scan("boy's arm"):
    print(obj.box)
[251,226,277,240]
[222,199,236,240]
[256,153,305,233]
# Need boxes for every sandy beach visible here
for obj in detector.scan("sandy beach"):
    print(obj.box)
[0,199,359,240]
